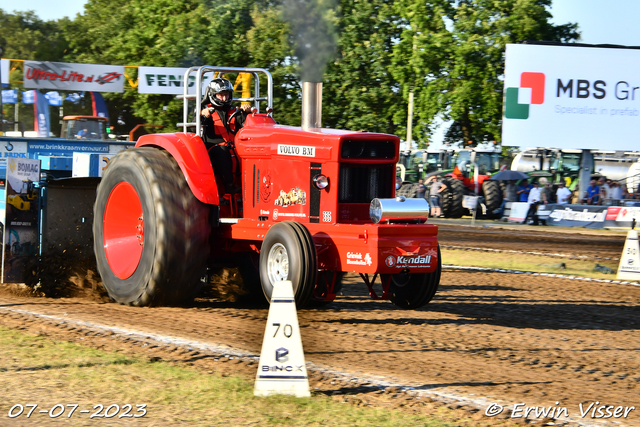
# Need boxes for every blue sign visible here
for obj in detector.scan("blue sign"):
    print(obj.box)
[1,89,17,104]
[65,92,82,104]
[22,90,35,104]
[44,91,62,107]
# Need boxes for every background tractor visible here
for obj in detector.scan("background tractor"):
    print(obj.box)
[396,149,454,198]
[439,148,505,218]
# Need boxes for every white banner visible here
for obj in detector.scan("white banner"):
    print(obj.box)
[1,59,8,86]
[138,66,214,95]
[503,44,640,150]
[24,61,125,92]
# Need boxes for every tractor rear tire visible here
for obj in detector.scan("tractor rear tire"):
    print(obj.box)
[396,182,418,198]
[441,178,465,218]
[259,221,317,308]
[482,180,503,217]
[388,246,441,309]
[93,147,211,306]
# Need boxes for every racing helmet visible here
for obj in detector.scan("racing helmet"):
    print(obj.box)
[207,78,234,107]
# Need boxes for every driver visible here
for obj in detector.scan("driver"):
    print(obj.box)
[199,78,251,194]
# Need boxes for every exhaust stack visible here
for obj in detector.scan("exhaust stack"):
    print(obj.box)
[301,81,322,130]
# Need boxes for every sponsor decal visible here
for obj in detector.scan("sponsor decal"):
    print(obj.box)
[260,209,270,216]
[275,188,307,207]
[273,209,278,221]
[346,252,372,266]
[385,249,437,268]
[275,212,307,218]
[275,347,289,363]
[260,171,272,202]
[277,144,315,157]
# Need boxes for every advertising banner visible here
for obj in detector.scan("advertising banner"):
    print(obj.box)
[503,44,640,150]
[2,158,40,283]
[604,205,640,228]
[24,61,125,93]
[1,59,8,87]
[544,204,607,229]
[138,66,214,95]
[34,91,50,138]
[90,92,109,119]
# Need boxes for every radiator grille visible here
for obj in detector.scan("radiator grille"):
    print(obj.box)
[338,163,394,203]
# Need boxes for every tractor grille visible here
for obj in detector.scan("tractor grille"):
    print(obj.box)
[338,163,394,203]
[341,139,396,159]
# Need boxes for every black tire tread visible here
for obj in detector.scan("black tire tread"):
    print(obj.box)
[482,180,503,217]
[389,245,441,309]
[441,178,466,218]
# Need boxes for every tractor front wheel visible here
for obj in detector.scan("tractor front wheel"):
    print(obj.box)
[93,147,211,306]
[259,221,317,308]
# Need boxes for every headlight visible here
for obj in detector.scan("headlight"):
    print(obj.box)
[312,174,329,189]
[370,198,383,223]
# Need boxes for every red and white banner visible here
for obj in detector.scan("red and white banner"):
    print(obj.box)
[24,61,125,93]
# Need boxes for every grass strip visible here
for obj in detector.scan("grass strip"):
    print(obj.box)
[0,326,454,427]
[442,249,622,280]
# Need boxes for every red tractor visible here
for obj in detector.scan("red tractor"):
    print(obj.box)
[92,66,440,309]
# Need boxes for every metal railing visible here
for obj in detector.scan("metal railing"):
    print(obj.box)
[177,66,273,137]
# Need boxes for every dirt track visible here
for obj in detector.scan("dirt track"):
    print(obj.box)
[1,223,638,426]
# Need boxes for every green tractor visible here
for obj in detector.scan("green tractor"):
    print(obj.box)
[396,149,454,198]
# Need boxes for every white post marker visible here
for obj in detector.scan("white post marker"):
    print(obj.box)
[617,230,640,281]
[254,280,310,397]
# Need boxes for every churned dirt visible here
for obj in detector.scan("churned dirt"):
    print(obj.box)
[0,223,638,426]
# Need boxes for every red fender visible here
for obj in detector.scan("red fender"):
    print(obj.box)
[136,132,220,205]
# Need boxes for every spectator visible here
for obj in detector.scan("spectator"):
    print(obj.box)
[429,176,446,217]
[622,183,631,200]
[556,181,573,204]
[540,177,554,204]
[582,179,600,205]
[524,180,542,225]
[416,179,426,199]
[496,179,518,218]
[396,176,402,190]
[610,180,623,201]
[600,177,611,205]
[517,179,533,202]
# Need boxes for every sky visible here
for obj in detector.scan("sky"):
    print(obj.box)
[2,0,640,46]
[3,0,640,146]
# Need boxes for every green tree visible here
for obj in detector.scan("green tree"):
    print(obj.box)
[392,0,579,146]
[246,4,301,126]
[0,9,69,134]
[322,0,405,135]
